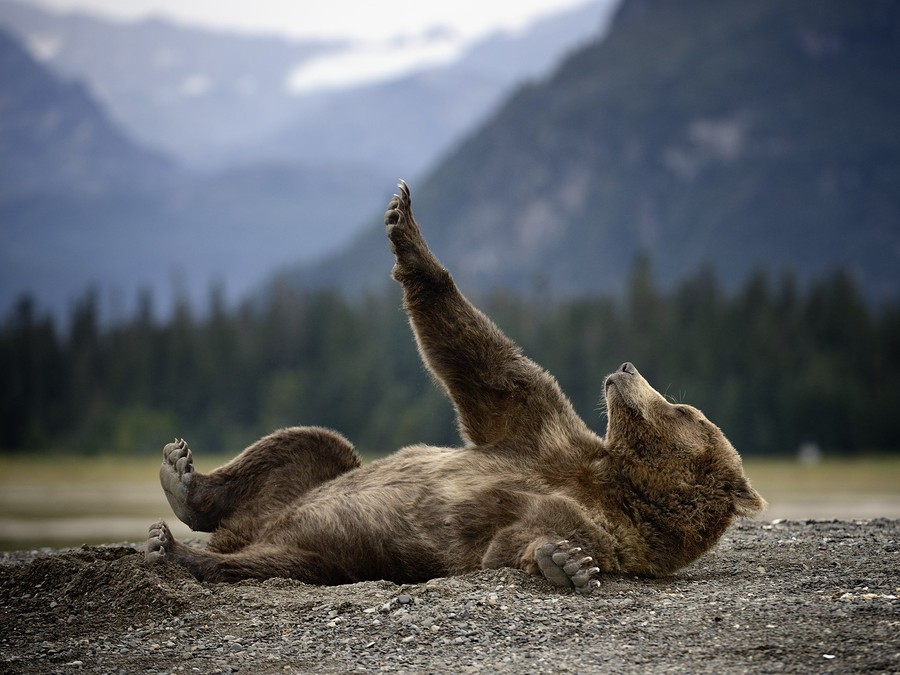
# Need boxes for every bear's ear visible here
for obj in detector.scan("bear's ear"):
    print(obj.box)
[733,479,767,517]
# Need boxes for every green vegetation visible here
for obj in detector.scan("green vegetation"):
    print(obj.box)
[2,262,898,459]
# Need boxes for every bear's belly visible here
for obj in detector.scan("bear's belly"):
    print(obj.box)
[253,454,537,582]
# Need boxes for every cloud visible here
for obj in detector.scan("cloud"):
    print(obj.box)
[286,31,467,93]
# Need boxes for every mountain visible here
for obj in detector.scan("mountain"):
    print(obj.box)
[0,0,341,163]
[0,0,619,173]
[0,0,623,318]
[284,0,900,301]
[0,161,393,318]
[248,0,621,178]
[0,28,172,198]
[0,30,393,318]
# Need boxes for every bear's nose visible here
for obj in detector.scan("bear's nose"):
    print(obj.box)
[620,362,636,374]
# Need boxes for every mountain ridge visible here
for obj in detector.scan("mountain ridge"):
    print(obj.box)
[0,1,622,317]
[0,27,174,199]
[0,28,392,318]
[0,0,618,172]
[281,0,900,301]
[0,0,341,162]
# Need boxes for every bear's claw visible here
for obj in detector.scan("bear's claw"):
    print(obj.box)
[536,540,601,595]
[385,180,411,233]
[385,179,434,278]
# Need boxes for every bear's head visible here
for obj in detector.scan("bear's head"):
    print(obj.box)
[602,361,766,572]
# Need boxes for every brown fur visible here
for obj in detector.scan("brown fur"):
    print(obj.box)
[146,181,765,592]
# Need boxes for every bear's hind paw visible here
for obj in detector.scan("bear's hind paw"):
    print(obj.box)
[146,520,172,562]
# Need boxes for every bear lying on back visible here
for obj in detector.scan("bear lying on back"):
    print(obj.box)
[146,181,765,594]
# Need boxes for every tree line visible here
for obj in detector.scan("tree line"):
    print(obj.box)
[2,263,898,458]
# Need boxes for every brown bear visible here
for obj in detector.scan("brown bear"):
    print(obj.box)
[146,181,766,594]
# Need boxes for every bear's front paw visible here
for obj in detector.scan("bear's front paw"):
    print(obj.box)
[535,540,601,595]
[384,179,437,280]
[384,179,413,246]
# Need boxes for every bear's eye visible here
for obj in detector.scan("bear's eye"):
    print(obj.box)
[663,405,691,420]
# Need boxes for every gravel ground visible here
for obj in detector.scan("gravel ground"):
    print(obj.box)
[1,519,898,674]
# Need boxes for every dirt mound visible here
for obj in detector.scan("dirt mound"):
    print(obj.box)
[1,545,190,628]
[1,520,898,673]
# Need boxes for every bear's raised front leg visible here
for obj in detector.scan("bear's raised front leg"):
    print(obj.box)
[385,181,585,447]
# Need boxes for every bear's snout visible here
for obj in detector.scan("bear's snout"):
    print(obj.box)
[606,362,638,389]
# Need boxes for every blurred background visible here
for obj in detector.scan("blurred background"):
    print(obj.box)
[1,0,898,550]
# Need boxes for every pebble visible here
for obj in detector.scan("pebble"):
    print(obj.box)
[3,521,898,674]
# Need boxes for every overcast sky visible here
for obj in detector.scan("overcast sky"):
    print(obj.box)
[18,0,595,41]
[14,0,605,90]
